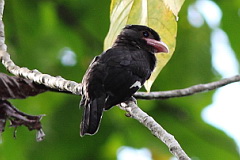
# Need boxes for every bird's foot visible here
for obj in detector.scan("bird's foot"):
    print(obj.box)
[119,96,137,117]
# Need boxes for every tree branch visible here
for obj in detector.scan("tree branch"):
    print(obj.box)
[0,0,239,157]
[120,99,190,160]
[134,75,240,99]
[0,50,82,95]
[0,54,194,158]
[0,100,45,141]
[0,0,192,158]
[4,0,240,159]
[0,0,6,52]
[0,0,238,157]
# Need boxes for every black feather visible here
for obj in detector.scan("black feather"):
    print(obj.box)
[80,25,165,136]
[80,96,105,136]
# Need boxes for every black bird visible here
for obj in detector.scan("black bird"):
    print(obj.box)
[80,25,169,136]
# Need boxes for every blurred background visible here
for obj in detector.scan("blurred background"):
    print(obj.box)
[0,0,240,159]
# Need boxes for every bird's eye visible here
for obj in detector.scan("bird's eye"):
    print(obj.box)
[142,31,149,38]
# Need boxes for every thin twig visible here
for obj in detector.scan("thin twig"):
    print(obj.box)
[134,75,240,99]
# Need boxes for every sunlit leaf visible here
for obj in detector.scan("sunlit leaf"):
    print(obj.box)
[104,0,134,50]
[104,0,183,92]
[163,0,185,18]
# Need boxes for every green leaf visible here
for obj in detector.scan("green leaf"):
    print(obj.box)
[104,0,184,92]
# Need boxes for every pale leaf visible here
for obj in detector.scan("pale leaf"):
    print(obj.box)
[104,0,183,92]
[163,0,185,18]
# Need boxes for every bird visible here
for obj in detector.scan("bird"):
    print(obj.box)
[80,25,169,136]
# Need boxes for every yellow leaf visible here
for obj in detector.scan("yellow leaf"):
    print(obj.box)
[163,0,185,18]
[104,0,184,92]
[104,0,134,50]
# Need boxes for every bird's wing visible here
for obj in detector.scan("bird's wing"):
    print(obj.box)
[101,48,152,108]
[80,54,107,136]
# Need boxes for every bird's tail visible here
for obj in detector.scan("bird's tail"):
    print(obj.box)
[80,96,105,136]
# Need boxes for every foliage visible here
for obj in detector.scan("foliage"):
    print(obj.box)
[0,0,240,160]
[104,0,179,92]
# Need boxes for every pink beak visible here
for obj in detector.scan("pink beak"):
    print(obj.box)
[144,38,169,53]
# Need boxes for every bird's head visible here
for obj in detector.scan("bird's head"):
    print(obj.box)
[115,25,169,54]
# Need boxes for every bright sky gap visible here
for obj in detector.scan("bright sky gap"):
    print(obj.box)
[189,0,240,153]
[119,0,240,159]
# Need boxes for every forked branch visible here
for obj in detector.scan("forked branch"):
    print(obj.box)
[1,0,240,159]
